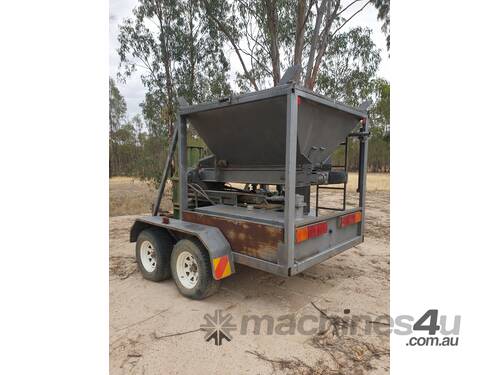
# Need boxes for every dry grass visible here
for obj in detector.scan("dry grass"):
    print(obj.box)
[109,173,389,217]
[346,173,389,192]
[109,176,172,217]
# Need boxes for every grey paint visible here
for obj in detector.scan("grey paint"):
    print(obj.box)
[178,116,188,216]
[358,119,369,237]
[187,87,361,169]
[282,92,298,269]
[133,82,370,278]
[294,214,361,261]
[153,124,178,216]
[293,236,363,275]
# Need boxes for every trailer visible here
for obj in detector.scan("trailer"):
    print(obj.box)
[130,69,370,299]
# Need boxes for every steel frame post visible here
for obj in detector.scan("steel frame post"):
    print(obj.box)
[178,115,188,219]
[358,118,369,237]
[152,125,178,216]
[343,137,348,210]
[281,91,298,271]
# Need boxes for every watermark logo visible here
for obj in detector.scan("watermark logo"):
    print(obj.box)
[199,307,460,348]
[200,309,237,346]
[401,309,461,347]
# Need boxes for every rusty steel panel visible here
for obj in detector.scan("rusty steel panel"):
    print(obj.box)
[183,211,283,262]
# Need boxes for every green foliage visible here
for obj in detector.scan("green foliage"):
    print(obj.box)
[109,77,133,176]
[115,0,235,184]
[141,90,168,138]
[315,27,381,107]
[109,78,127,133]
[331,79,390,172]
[371,78,390,130]
[117,0,232,109]
[372,0,390,50]
[112,1,391,181]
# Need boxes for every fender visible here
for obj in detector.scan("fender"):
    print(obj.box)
[130,216,235,280]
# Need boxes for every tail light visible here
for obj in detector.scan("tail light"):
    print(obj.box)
[338,211,362,228]
[296,222,328,243]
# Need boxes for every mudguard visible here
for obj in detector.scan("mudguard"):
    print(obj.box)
[130,216,235,280]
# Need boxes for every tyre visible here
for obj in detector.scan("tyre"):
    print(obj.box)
[136,228,173,282]
[170,239,220,299]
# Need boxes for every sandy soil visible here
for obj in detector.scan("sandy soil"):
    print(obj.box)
[110,181,389,374]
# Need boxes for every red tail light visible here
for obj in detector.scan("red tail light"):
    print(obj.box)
[338,211,362,228]
[296,221,328,243]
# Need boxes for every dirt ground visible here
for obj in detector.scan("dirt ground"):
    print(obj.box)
[109,175,389,374]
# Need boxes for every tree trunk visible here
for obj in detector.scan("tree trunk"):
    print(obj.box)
[201,0,259,91]
[264,0,281,86]
[304,0,328,88]
[309,0,340,88]
[188,0,196,101]
[293,0,307,69]
[155,0,175,137]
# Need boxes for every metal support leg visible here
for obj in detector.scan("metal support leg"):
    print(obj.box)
[358,118,369,236]
[343,137,348,210]
[178,116,188,219]
[152,125,179,216]
[315,184,319,217]
[281,91,298,270]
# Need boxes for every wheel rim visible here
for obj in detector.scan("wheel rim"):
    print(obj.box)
[176,251,199,289]
[140,240,157,272]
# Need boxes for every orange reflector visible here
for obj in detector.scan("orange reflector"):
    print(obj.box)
[213,255,232,280]
[295,221,328,243]
[338,211,362,228]
[296,227,309,243]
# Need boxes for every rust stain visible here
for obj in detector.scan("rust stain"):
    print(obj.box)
[183,211,283,262]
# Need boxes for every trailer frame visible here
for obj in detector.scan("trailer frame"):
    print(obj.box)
[131,82,369,280]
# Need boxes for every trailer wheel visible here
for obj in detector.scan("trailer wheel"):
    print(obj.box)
[171,239,220,299]
[136,228,173,282]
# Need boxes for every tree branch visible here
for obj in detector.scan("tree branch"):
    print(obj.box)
[332,0,371,37]
[264,0,281,85]
[304,0,329,87]
[293,0,307,67]
[309,0,341,87]
[309,0,371,89]
[201,0,259,91]
[238,47,273,76]
[337,0,362,17]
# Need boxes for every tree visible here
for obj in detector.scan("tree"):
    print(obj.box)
[109,79,149,177]
[109,77,127,133]
[315,27,381,106]
[113,0,390,180]
[117,0,234,184]
[202,0,379,91]
[331,75,389,172]
[371,78,389,132]
[109,78,128,175]
[117,0,232,138]
[372,0,389,50]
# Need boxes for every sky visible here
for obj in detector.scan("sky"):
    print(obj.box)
[109,0,390,119]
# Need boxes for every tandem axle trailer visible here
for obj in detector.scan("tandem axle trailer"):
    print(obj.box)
[130,71,370,299]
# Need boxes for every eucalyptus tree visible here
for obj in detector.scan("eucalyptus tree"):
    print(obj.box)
[315,26,381,106]
[117,0,231,137]
[109,77,127,133]
[109,77,127,175]
[201,0,387,92]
